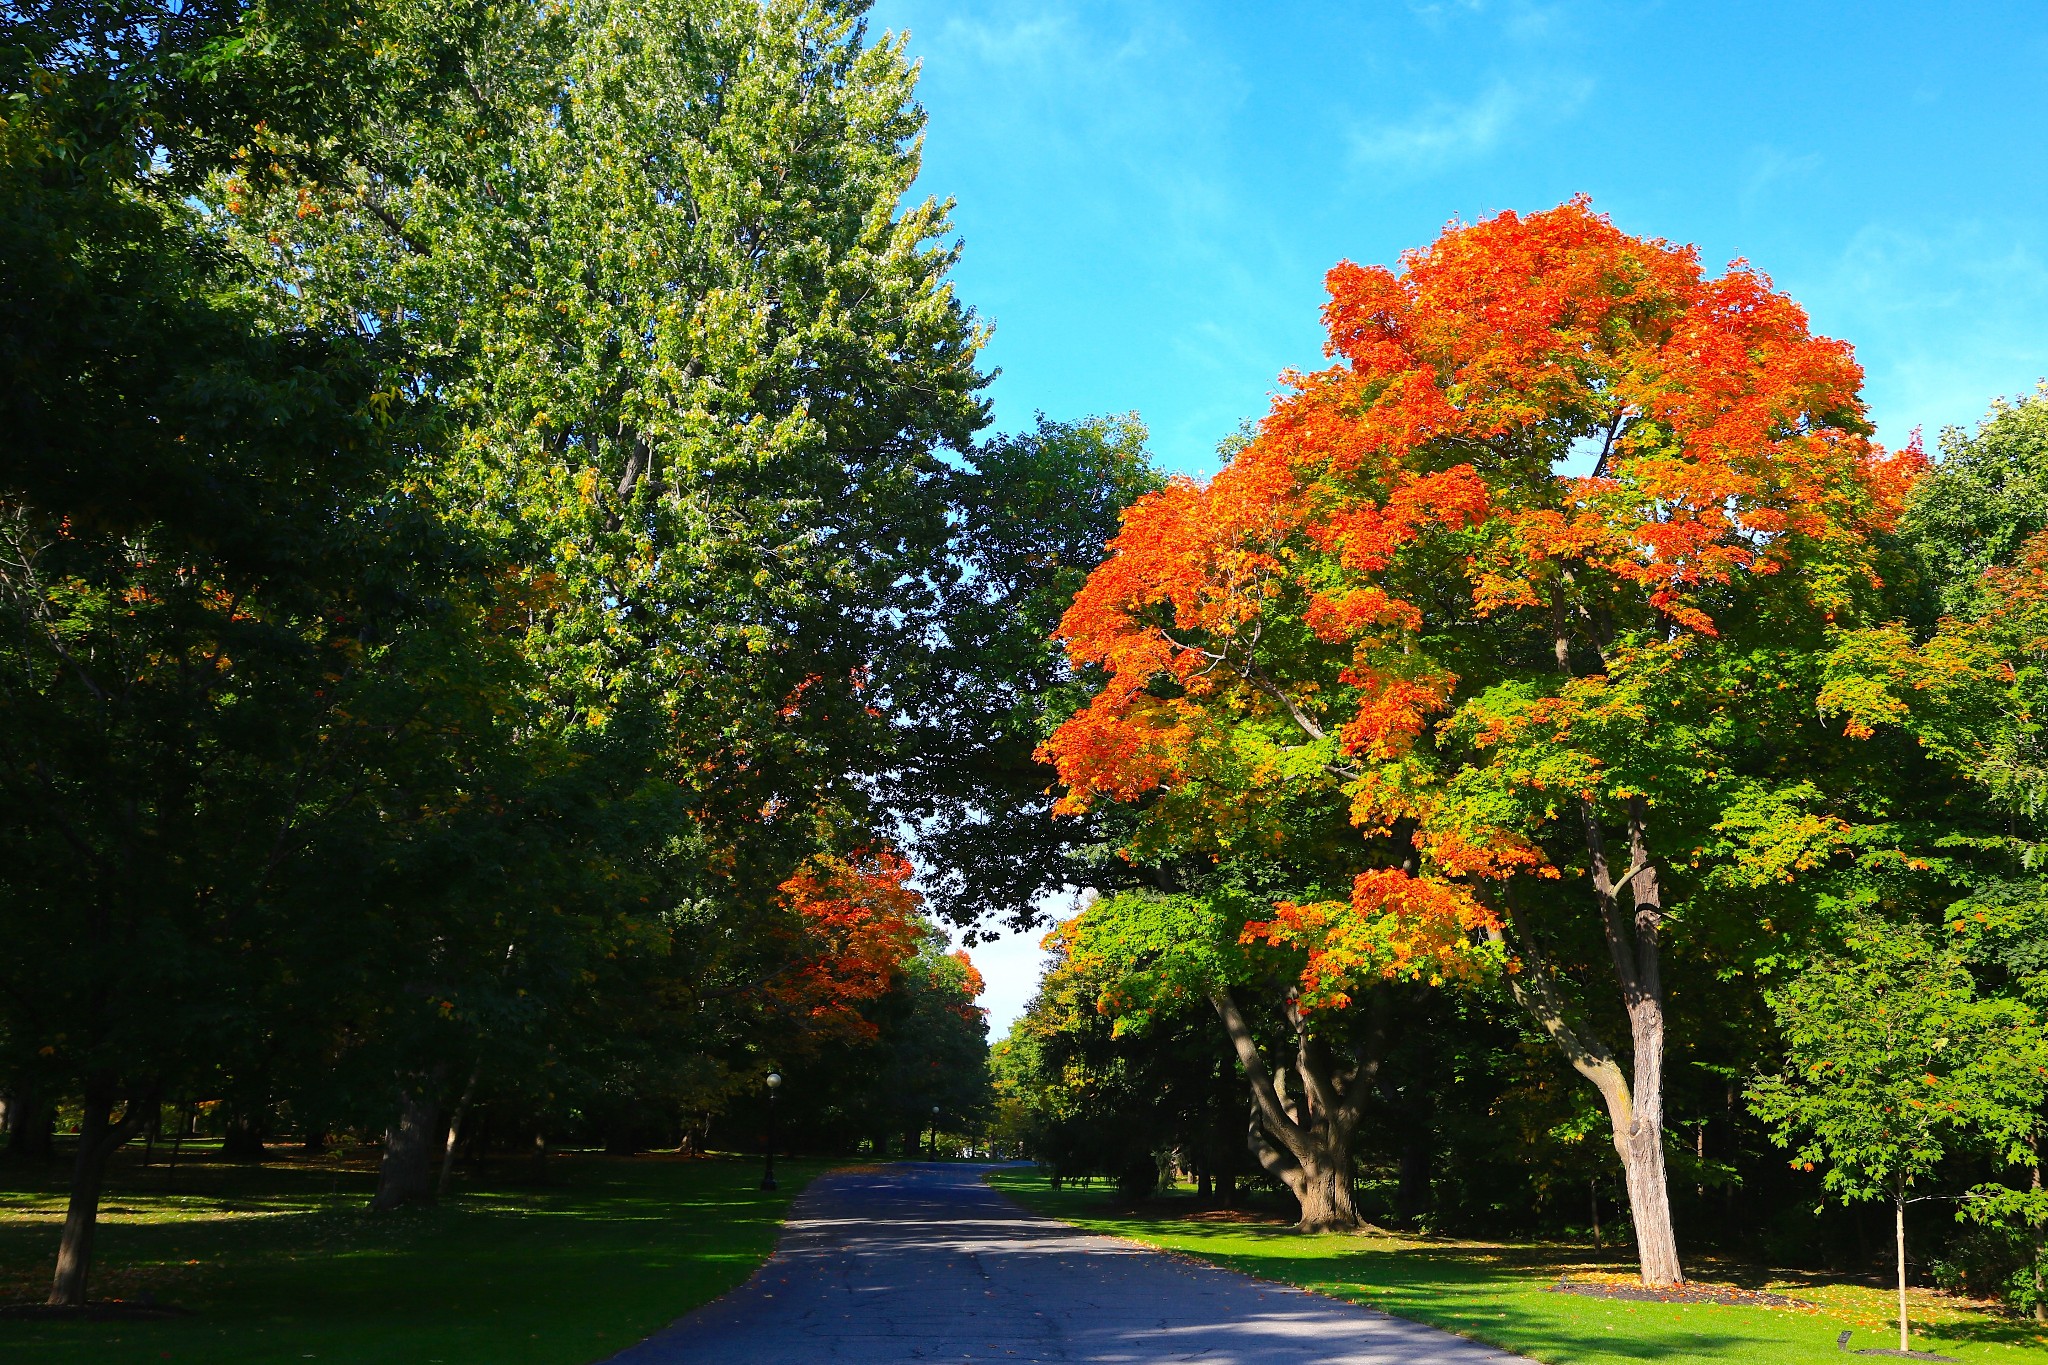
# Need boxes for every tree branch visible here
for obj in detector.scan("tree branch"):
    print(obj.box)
[1210,987,1311,1163]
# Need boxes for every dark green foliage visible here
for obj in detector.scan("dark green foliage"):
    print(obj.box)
[909,414,1165,933]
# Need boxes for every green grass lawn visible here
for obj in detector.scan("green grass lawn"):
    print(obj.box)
[0,1146,821,1365]
[988,1169,2048,1365]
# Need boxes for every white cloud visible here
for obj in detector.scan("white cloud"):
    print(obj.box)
[1348,75,1591,169]
[924,11,1079,71]
[1738,146,1825,216]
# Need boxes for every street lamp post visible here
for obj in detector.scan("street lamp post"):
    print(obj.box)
[928,1104,940,1161]
[761,1072,782,1191]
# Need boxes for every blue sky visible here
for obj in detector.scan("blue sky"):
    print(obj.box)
[873,0,2048,483]
[880,0,2048,1030]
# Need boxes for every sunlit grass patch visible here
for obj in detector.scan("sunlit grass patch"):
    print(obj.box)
[989,1169,2048,1365]
[0,1148,819,1364]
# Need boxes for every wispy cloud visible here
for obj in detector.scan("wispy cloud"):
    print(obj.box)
[1804,218,2048,445]
[1738,146,1825,216]
[1348,76,1591,169]
[926,11,1078,70]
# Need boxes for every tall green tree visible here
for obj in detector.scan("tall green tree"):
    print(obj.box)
[215,0,995,1193]
[0,0,528,1300]
[908,414,1163,933]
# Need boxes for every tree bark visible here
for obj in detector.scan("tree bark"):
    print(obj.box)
[1519,591,1684,1286]
[370,1086,443,1211]
[47,1085,152,1307]
[1604,798,1682,1286]
[436,1064,481,1200]
[1896,1191,1910,1353]
[1209,986,1378,1232]
[1489,795,1684,1285]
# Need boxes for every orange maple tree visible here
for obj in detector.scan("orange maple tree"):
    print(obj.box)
[768,847,925,1043]
[1041,199,1923,1281]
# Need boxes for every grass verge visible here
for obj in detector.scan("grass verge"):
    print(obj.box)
[987,1169,2048,1365]
[0,1147,821,1364]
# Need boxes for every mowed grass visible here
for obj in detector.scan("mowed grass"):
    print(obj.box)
[0,1146,820,1365]
[988,1169,2048,1365]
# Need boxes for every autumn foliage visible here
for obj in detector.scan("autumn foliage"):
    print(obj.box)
[771,847,926,1041]
[1042,198,1926,1006]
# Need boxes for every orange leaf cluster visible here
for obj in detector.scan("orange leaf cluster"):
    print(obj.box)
[1241,869,1500,1010]
[771,847,923,1041]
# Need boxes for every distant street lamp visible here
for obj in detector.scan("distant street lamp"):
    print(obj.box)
[761,1072,783,1191]
[928,1103,940,1161]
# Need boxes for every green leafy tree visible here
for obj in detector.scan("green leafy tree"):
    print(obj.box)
[996,911,1246,1199]
[1821,389,2048,1313]
[213,0,997,1191]
[909,414,1164,933]
[1901,385,2048,618]
[1748,919,2045,1353]
[0,0,545,1303]
[1055,877,1494,1230]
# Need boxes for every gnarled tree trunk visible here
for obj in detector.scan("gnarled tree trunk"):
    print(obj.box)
[370,1084,443,1211]
[1209,986,1387,1233]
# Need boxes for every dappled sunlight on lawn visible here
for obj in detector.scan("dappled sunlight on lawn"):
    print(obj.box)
[0,1153,825,1365]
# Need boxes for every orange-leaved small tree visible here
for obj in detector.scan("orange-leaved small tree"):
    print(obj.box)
[769,847,926,1044]
[1042,199,1923,1282]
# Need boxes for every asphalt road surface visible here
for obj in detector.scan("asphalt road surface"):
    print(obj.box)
[606,1162,1535,1364]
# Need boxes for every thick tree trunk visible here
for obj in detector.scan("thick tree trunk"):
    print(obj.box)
[47,1086,151,1307]
[221,1112,266,1162]
[370,1087,443,1211]
[1210,987,1381,1233]
[1491,795,1684,1285]
[1608,798,1682,1286]
[1518,604,1686,1286]
[1291,1144,1362,1232]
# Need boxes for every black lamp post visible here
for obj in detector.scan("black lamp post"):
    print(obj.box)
[928,1103,940,1161]
[761,1071,782,1191]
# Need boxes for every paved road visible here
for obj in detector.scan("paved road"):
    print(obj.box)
[607,1162,1534,1364]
